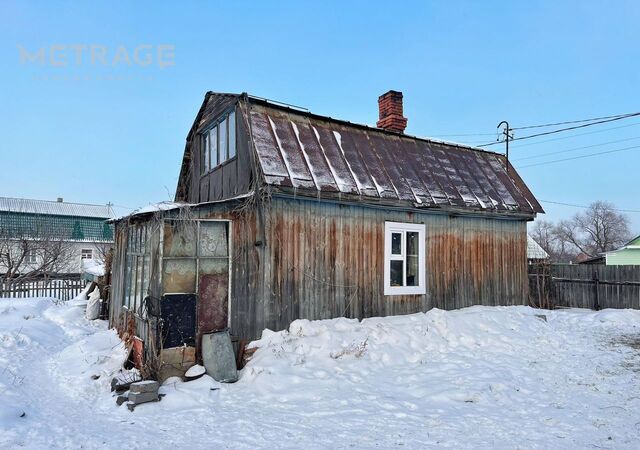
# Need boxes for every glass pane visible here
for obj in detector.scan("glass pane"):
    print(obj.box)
[199,258,228,276]
[219,118,228,162]
[391,232,402,255]
[142,255,151,300]
[390,260,404,287]
[202,133,210,173]
[135,255,143,312]
[210,126,218,167]
[406,231,419,287]
[128,256,136,308]
[163,220,197,257]
[228,111,236,159]
[163,259,196,293]
[124,255,132,306]
[199,222,229,257]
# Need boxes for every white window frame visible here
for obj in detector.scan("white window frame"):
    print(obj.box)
[384,221,426,296]
[81,248,93,260]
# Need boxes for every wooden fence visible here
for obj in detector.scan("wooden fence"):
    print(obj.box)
[529,263,640,310]
[0,275,86,301]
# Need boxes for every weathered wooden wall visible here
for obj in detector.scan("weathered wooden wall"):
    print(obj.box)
[109,225,128,327]
[110,196,529,343]
[197,196,528,340]
[529,264,640,310]
[189,97,255,204]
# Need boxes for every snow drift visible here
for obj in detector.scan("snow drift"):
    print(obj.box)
[1,298,639,449]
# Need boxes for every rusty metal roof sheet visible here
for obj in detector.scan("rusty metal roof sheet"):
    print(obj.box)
[244,98,543,215]
[0,197,115,218]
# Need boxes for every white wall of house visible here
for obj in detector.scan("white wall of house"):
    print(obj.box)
[1,240,112,275]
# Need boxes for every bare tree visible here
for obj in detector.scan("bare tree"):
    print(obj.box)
[555,201,631,258]
[530,219,578,262]
[0,224,74,287]
[530,220,556,256]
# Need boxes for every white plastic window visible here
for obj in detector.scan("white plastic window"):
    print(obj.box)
[384,222,426,295]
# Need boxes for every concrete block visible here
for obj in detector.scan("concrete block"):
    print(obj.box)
[116,393,128,406]
[130,380,159,394]
[128,391,159,404]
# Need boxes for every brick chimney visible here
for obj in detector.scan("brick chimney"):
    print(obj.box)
[376,90,407,133]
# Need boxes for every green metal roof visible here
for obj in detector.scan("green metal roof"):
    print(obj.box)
[0,211,113,242]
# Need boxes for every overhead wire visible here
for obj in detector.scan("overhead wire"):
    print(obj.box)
[538,199,640,214]
[477,112,640,147]
[516,144,640,168]
[512,136,640,162]
[511,112,639,131]
[506,121,640,149]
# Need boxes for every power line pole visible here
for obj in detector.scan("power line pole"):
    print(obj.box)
[497,120,513,172]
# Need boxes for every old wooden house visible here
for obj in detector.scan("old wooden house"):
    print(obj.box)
[109,91,543,370]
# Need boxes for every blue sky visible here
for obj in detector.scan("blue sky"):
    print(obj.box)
[1,1,639,231]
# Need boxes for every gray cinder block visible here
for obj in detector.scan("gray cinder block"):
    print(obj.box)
[130,380,159,394]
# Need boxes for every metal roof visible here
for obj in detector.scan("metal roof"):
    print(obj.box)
[527,235,549,260]
[244,98,543,215]
[0,197,115,219]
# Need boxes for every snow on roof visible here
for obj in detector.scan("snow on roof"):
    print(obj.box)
[112,201,190,221]
[81,259,105,277]
[527,235,549,260]
[0,197,114,219]
[242,97,543,215]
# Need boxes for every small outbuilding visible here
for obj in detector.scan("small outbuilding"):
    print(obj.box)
[109,91,543,371]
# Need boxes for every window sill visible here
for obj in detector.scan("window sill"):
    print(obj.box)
[384,286,426,296]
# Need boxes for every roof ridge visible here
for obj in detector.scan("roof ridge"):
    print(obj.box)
[242,94,504,157]
[0,196,112,208]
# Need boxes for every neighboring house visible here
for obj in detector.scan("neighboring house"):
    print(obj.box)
[605,235,640,265]
[0,197,115,275]
[109,91,543,367]
[527,235,549,263]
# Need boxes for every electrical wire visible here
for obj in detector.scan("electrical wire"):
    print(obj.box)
[512,136,640,162]
[490,121,640,149]
[511,112,639,131]
[516,144,640,168]
[477,112,640,147]
[539,199,640,214]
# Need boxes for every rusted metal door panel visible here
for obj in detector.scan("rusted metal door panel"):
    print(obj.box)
[196,221,230,347]
[198,260,229,337]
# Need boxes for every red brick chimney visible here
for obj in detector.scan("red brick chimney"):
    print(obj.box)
[376,90,407,133]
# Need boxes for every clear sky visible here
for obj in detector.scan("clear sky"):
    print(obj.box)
[1,1,639,232]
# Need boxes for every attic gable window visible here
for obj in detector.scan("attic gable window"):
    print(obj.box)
[200,110,237,175]
[384,222,426,296]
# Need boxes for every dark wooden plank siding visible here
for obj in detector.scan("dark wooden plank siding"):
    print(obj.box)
[223,196,529,340]
[186,97,255,204]
[111,197,529,344]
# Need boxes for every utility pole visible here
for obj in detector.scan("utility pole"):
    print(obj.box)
[497,120,513,173]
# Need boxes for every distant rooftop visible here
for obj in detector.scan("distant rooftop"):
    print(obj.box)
[527,235,549,260]
[0,197,115,219]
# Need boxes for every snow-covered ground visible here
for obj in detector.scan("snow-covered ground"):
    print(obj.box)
[1,298,639,449]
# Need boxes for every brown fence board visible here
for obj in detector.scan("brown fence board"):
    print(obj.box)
[529,264,640,310]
